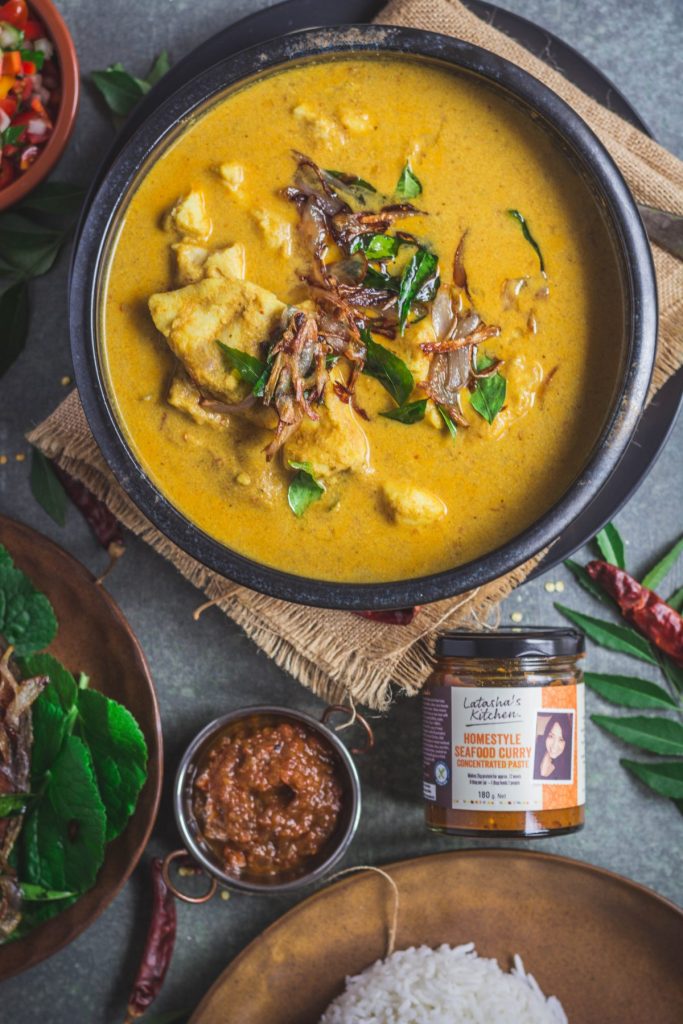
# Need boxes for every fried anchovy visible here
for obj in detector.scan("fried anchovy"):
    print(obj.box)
[0,645,48,941]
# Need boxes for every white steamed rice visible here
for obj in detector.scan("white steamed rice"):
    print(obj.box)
[319,943,568,1024]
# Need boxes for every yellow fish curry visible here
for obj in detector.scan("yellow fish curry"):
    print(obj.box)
[102,57,623,583]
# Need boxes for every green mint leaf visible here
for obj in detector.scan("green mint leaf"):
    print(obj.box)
[91,66,150,118]
[30,447,68,527]
[18,653,78,781]
[76,688,148,841]
[554,603,657,664]
[396,162,422,199]
[0,556,57,657]
[584,672,678,710]
[145,50,171,87]
[592,714,683,756]
[437,405,458,440]
[563,559,607,603]
[595,523,626,570]
[621,759,683,799]
[397,249,438,333]
[19,883,75,902]
[361,329,414,406]
[216,340,266,387]
[287,461,325,517]
[17,181,85,218]
[0,213,66,278]
[23,735,106,892]
[508,209,545,272]
[0,792,31,816]
[470,355,506,424]
[380,398,427,424]
[641,536,683,591]
[0,280,29,377]
[667,586,683,613]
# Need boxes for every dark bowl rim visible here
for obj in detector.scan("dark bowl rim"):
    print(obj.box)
[173,704,362,895]
[69,23,658,610]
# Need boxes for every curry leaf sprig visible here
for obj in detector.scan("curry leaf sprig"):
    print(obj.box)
[0,545,148,942]
[557,524,683,814]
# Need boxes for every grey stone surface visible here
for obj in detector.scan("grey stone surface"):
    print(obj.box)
[0,0,681,1019]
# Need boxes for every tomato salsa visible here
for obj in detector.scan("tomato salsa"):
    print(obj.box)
[0,0,60,189]
[192,717,343,880]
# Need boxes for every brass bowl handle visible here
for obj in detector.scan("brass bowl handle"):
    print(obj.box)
[321,704,375,755]
[161,848,219,904]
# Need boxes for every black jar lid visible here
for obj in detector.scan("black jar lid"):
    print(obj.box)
[436,627,584,659]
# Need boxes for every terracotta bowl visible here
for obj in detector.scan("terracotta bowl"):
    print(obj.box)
[0,0,80,211]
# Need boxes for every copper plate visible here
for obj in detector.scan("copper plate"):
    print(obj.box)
[191,849,683,1024]
[0,516,162,979]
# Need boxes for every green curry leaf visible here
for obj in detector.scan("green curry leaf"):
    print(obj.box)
[437,405,458,440]
[595,523,626,570]
[621,759,683,799]
[508,209,545,273]
[469,355,506,424]
[361,329,414,406]
[641,536,683,591]
[555,603,657,664]
[396,162,422,199]
[216,341,266,387]
[380,398,427,424]
[592,714,683,757]
[397,249,439,333]
[91,66,150,117]
[287,461,325,517]
[145,50,171,87]
[584,672,678,710]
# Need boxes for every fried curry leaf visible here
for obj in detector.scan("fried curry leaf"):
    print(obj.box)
[396,162,422,199]
[23,735,107,893]
[216,340,266,387]
[595,523,626,571]
[584,672,678,710]
[323,169,377,206]
[0,548,57,656]
[437,405,458,440]
[0,280,29,377]
[641,535,683,591]
[287,461,325,517]
[76,688,148,841]
[397,249,439,333]
[620,759,683,799]
[30,447,68,527]
[508,209,545,273]
[363,265,400,293]
[380,398,427,424]
[18,653,78,781]
[469,355,506,424]
[361,329,414,406]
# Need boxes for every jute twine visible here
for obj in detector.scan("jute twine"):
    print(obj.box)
[28,0,683,710]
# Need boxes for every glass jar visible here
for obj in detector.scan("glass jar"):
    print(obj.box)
[423,628,585,838]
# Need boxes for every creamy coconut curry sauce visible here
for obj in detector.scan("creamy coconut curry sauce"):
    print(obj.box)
[102,57,623,583]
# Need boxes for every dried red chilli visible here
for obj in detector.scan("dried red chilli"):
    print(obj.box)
[357,608,420,625]
[51,464,125,578]
[586,560,683,666]
[124,858,177,1024]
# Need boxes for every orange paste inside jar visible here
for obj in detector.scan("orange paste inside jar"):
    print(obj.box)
[193,718,343,879]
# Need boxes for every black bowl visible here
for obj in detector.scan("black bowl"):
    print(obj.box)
[69,25,657,610]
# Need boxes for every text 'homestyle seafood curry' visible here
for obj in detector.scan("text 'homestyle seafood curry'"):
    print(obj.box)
[102,57,623,582]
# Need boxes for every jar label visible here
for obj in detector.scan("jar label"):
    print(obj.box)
[423,684,585,812]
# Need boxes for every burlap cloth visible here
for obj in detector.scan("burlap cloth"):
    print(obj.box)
[29,0,683,709]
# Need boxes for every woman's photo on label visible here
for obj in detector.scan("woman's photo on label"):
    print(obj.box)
[533,712,574,783]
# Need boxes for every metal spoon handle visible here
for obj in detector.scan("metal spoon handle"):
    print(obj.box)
[637,203,683,261]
